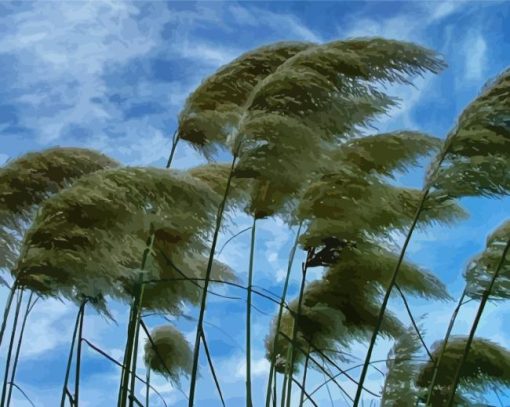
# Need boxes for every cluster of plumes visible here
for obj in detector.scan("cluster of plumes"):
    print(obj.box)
[416,337,510,405]
[177,37,464,374]
[265,131,463,372]
[178,38,447,220]
[0,148,119,273]
[464,220,510,300]
[0,148,246,316]
[383,335,510,406]
[11,163,240,315]
[265,63,510,385]
[380,326,422,406]
[428,68,510,198]
[379,70,510,405]
[143,324,192,384]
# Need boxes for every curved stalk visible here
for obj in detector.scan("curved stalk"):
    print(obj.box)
[446,239,510,406]
[290,376,318,407]
[121,128,181,406]
[61,301,85,406]
[119,271,147,407]
[279,373,288,407]
[272,368,277,407]
[265,223,302,407]
[201,330,226,406]
[285,249,311,407]
[353,127,455,406]
[74,301,85,407]
[395,284,433,360]
[82,338,170,407]
[0,282,17,349]
[165,131,180,169]
[298,344,311,407]
[188,154,237,407]
[306,357,427,403]
[0,288,23,407]
[246,217,257,407]
[425,288,466,405]
[128,283,146,407]
[7,382,34,407]
[145,369,150,407]
[322,369,335,407]
[5,292,37,406]
[353,188,431,406]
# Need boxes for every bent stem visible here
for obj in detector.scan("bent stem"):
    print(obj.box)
[446,239,510,406]
[265,223,302,407]
[425,288,466,405]
[74,301,86,407]
[165,131,180,170]
[0,288,23,407]
[353,128,454,406]
[272,368,277,407]
[298,344,311,407]
[246,217,257,407]
[119,270,148,407]
[145,369,150,407]
[285,249,311,407]
[188,154,237,407]
[280,373,288,407]
[128,282,146,407]
[5,292,37,407]
[61,301,86,406]
[353,188,431,406]
[0,282,17,349]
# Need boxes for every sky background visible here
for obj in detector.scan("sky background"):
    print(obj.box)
[1,0,510,406]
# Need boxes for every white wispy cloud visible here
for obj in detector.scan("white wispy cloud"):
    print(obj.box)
[463,31,488,82]
[228,4,322,43]
[0,1,175,164]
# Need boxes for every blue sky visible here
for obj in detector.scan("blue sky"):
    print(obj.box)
[1,1,510,406]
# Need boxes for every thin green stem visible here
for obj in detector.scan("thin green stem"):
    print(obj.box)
[165,131,180,169]
[201,330,226,407]
[279,332,353,402]
[290,376,318,407]
[145,369,150,407]
[119,272,146,407]
[120,227,154,407]
[446,239,510,406]
[128,283,145,407]
[118,294,137,405]
[322,369,334,407]
[74,301,85,407]
[298,344,311,407]
[218,226,252,256]
[0,288,23,407]
[7,382,34,407]
[352,128,456,406]
[280,372,288,407]
[285,249,311,407]
[425,288,466,405]
[272,368,277,407]
[353,188,431,406]
[82,338,170,407]
[5,292,37,406]
[395,284,433,360]
[0,282,17,349]
[305,356,425,403]
[61,301,85,406]
[265,223,302,407]
[246,217,257,407]
[188,154,237,407]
